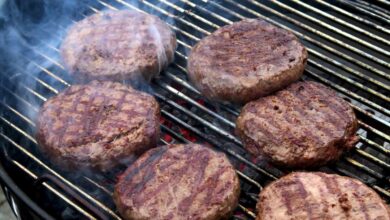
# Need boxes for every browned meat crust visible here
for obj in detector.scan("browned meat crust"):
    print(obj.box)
[114,144,240,220]
[257,172,390,220]
[61,10,176,83]
[236,81,358,168]
[36,81,160,171]
[187,19,307,103]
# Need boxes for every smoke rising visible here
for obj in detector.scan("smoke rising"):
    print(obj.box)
[0,1,181,217]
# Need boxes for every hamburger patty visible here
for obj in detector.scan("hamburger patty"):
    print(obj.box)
[36,81,160,171]
[114,144,240,220]
[61,10,176,83]
[236,81,358,168]
[257,172,390,220]
[187,19,307,103]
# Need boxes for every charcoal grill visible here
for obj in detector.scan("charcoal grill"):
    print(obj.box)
[0,0,389,219]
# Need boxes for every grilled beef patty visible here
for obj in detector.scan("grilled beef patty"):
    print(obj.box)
[36,81,160,171]
[61,10,176,83]
[257,172,390,220]
[236,81,358,168]
[187,19,307,103]
[114,144,240,220]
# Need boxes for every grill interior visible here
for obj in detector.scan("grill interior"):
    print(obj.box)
[0,0,389,219]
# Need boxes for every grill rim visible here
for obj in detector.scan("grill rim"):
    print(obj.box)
[0,160,56,220]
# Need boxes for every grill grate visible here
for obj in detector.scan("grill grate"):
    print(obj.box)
[0,0,389,219]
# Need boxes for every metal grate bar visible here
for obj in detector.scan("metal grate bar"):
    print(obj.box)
[154,92,242,145]
[162,70,240,116]
[354,0,390,19]
[359,121,390,142]
[315,0,390,34]
[335,0,390,24]
[273,0,389,54]
[155,80,236,128]
[296,0,388,45]
[376,0,390,7]
[354,149,390,169]
[160,108,279,179]
[7,158,97,219]
[305,68,389,116]
[227,0,390,68]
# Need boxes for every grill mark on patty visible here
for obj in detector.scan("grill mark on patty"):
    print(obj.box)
[204,167,230,206]
[55,87,86,147]
[293,86,340,138]
[199,21,298,76]
[133,147,198,206]
[61,89,131,148]
[318,173,350,219]
[247,115,280,144]
[295,175,313,220]
[80,90,100,143]
[123,146,168,182]
[176,150,211,213]
[347,181,370,220]
[243,102,283,144]
[315,177,330,219]
[276,180,295,215]
[88,94,109,133]
[308,83,349,124]
[257,99,294,145]
[275,92,326,149]
[295,85,343,127]
[62,10,175,83]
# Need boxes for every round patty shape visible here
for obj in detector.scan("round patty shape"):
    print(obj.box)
[61,10,176,83]
[36,81,160,171]
[187,19,307,103]
[257,172,390,220]
[114,144,240,220]
[236,81,358,168]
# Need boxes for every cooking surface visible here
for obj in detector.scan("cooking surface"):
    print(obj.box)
[0,0,389,219]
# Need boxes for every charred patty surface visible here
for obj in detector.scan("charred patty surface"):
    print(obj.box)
[187,19,307,103]
[236,81,358,168]
[257,172,390,220]
[114,144,240,220]
[61,10,176,83]
[36,81,160,171]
